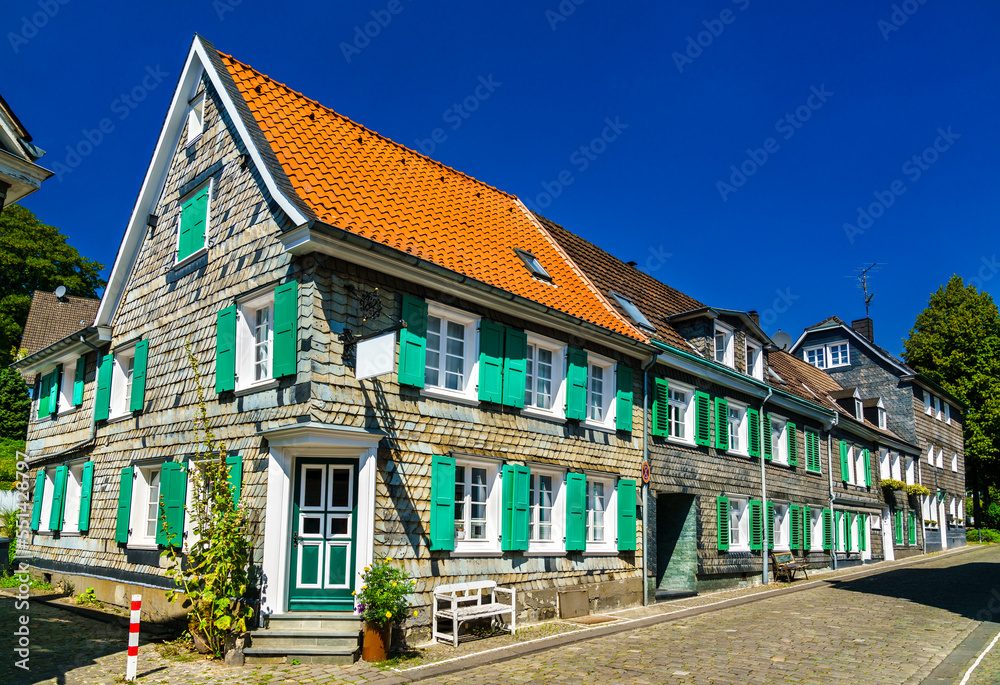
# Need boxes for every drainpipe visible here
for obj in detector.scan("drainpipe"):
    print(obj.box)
[760,386,773,586]
[827,425,837,571]
[640,355,657,606]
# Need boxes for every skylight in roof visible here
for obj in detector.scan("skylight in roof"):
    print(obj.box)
[609,291,655,332]
[513,249,552,281]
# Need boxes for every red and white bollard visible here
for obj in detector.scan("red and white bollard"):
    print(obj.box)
[125,594,141,682]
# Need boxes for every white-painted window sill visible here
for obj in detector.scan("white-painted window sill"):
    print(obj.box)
[583,550,619,557]
[666,436,697,447]
[449,550,504,558]
[235,378,280,396]
[420,387,480,407]
[126,544,159,551]
[107,413,135,424]
[522,407,565,423]
[582,421,617,434]
[174,246,209,270]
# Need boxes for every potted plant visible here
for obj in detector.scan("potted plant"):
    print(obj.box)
[354,557,417,661]
[905,483,930,506]
[879,479,907,507]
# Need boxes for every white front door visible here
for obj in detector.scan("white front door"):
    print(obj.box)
[881,508,894,561]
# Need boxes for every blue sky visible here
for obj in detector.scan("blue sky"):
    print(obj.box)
[6,1,999,355]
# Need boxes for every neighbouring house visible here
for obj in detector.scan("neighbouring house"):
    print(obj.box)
[17,290,100,388]
[792,317,967,551]
[0,92,53,208]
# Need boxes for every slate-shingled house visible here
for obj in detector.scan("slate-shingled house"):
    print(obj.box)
[15,36,652,655]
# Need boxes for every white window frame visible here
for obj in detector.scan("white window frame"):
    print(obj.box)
[175,179,212,266]
[453,456,501,555]
[60,462,85,534]
[729,497,750,552]
[934,396,942,421]
[745,339,762,380]
[186,93,205,147]
[844,445,856,485]
[584,353,616,431]
[128,464,163,549]
[878,407,887,430]
[235,289,276,393]
[804,341,850,369]
[945,403,951,425]
[904,457,915,485]
[850,514,860,553]
[804,345,827,370]
[527,466,565,555]
[666,380,696,445]
[38,467,56,532]
[936,446,944,470]
[770,415,788,465]
[726,400,748,456]
[810,508,824,552]
[423,302,480,404]
[924,392,933,416]
[772,502,790,551]
[879,448,890,480]
[854,446,865,486]
[523,334,566,420]
[714,322,734,368]
[927,444,935,467]
[854,399,863,421]
[836,513,847,552]
[890,451,901,481]
[56,355,79,415]
[109,345,136,420]
[951,452,958,473]
[584,472,617,555]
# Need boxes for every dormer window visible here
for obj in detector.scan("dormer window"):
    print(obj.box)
[803,341,850,369]
[609,291,655,333]
[878,406,887,430]
[745,339,762,380]
[186,94,205,146]
[514,249,551,281]
[854,398,863,421]
[714,322,734,368]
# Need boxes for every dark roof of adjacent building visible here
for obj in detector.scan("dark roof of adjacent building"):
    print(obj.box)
[20,291,100,356]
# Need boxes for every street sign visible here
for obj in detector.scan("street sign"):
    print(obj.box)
[641,461,650,484]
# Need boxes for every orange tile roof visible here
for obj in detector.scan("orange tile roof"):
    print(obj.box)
[219,53,641,341]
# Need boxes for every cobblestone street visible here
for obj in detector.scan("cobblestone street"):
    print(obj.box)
[3,546,998,685]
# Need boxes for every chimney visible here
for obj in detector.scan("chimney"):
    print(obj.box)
[748,310,760,326]
[851,317,874,343]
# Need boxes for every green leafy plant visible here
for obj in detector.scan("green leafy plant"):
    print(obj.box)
[906,484,931,497]
[75,587,100,606]
[162,342,254,658]
[353,557,416,627]
[967,528,1000,544]
[879,479,906,491]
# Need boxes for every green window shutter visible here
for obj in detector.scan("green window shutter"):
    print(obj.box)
[787,422,798,466]
[501,464,530,551]
[178,184,209,261]
[478,320,505,404]
[863,449,872,487]
[766,501,774,550]
[714,397,729,450]
[749,499,763,551]
[565,348,588,421]
[115,467,133,544]
[94,354,113,422]
[859,515,866,552]
[716,496,730,551]
[429,455,455,551]
[651,377,669,437]
[565,472,587,551]
[617,479,637,551]
[615,364,634,432]
[747,408,760,458]
[72,356,86,406]
[47,367,60,416]
[226,454,242,509]
[215,305,236,393]
[822,508,834,550]
[37,373,49,418]
[398,295,428,388]
[839,441,850,483]
[30,471,45,531]
[804,431,818,472]
[156,462,188,547]
[790,505,801,550]
[502,328,528,409]
[130,340,148,413]
[803,505,811,551]
[762,414,773,461]
[694,391,711,446]
[79,461,94,532]
[273,280,299,378]
[846,513,853,550]
[908,512,917,545]
[894,511,903,545]
[49,465,68,532]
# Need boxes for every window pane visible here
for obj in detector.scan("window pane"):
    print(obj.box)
[536,348,553,410]
[426,316,441,387]
[444,321,465,391]
[470,467,487,539]
[729,407,741,451]
[145,471,160,539]
[329,468,350,508]
[587,481,606,542]
[254,306,271,381]
[669,389,687,439]
[525,345,534,407]
[454,465,465,539]
[303,467,324,508]
[589,365,604,422]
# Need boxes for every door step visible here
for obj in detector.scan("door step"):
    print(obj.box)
[243,645,360,665]
[655,589,698,601]
[249,612,362,664]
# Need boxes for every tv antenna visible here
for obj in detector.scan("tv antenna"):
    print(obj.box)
[857,263,878,319]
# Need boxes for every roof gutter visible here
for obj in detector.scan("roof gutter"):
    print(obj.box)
[900,374,968,411]
[10,326,109,373]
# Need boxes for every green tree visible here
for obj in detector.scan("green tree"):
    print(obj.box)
[903,275,1000,524]
[0,369,30,440]
[0,204,105,366]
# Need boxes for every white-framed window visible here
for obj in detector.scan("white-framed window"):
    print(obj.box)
[38,467,56,532]
[854,446,866,485]
[803,341,850,369]
[236,290,275,391]
[773,502,790,551]
[129,464,163,548]
[952,452,958,472]
[849,514,860,553]
[904,457,915,485]
[836,513,847,552]
[934,396,942,421]
[844,444,855,484]
[524,334,565,418]
[770,416,788,465]
[924,392,933,416]
[878,406,887,430]
[668,381,695,443]
[727,400,747,455]
[879,448,890,479]
[60,462,85,534]
[745,339,762,380]
[854,399,864,421]
[945,403,951,425]
[453,457,501,554]
[729,497,750,552]
[186,93,205,146]
[810,508,824,552]
[425,303,479,402]
[927,444,935,467]
[585,354,616,430]
[585,473,617,553]
[936,447,944,469]
[890,451,901,481]
[714,322,734,368]
[528,468,565,554]
[109,346,136,419]
[56,356,77,414]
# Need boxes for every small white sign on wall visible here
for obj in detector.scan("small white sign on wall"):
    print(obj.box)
[355,331,396,381]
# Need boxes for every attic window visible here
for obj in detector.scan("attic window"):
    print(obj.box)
[514,249,551,281]
[878,406,887,430]
[609,291,655,332]
[186,94,205,147]
[854,398,863,421]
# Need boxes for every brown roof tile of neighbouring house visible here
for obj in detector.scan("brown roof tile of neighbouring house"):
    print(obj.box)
[20,290,99,356]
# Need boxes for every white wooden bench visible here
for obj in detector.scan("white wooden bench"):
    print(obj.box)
[432,580,516,647]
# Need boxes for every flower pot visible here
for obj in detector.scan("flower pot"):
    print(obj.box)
[361,621,392,662]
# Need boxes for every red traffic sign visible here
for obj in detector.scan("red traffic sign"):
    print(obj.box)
[641,462,650,483]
